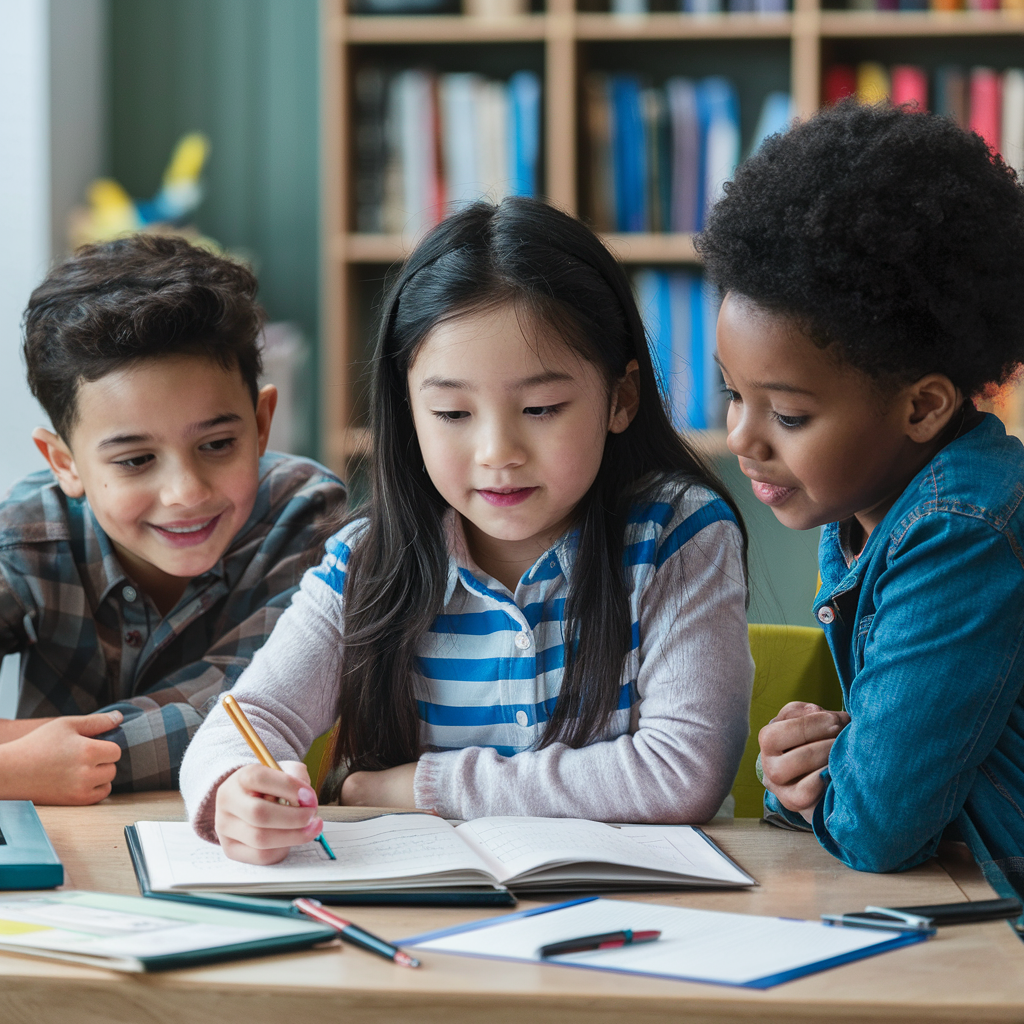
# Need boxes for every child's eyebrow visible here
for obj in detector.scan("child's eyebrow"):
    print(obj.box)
[748,380,817,396]
[96,414,242,449]
[419,371,574,393]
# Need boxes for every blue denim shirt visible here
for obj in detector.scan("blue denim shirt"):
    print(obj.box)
[765,413,1024,905]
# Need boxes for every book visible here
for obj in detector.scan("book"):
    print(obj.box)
[666,77,700,233]
[935,65,969,128]
[441,72,482,210]
[611,75,648,232]
[824,65,857,106]
[400,895,930,989]
[856,62,890,105]
[891,65,928,111]
[508,71,541,198]
[585,74,614,232]
[354,68,388,233]
[748,91,792,156]
[970,67,1001,153]
[129,815,755,898]
[1002,69,1024,176]
[698,77,740,228]
[0,890,334,973]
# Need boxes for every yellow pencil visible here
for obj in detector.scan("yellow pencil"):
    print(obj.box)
[222,694,336,860]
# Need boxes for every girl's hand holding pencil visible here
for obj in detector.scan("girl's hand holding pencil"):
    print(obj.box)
[214,694,332,865]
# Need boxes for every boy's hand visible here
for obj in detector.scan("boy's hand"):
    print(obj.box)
[0,711,123,805]
[215,761,324,865]
[759,701,850,823]
[341,762,418,809]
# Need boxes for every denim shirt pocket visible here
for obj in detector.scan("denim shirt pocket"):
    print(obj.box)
[854,613,874,673]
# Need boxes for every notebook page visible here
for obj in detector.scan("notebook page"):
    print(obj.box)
[454,817,747,885]
[136,816,497,892]
[615,826,752,884]
[408,897,909,987]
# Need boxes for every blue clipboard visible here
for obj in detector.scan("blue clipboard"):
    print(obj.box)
[399,896,931,989]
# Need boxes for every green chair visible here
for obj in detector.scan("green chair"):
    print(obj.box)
[732,624,844,818]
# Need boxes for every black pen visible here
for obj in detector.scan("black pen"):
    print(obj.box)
[293,898,421,968]
[539,928,661,957]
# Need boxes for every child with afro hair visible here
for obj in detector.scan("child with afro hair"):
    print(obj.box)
[698,100,1024,911]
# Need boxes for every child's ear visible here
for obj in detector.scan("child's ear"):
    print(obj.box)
[31,427,85,498]
[904,373,961,443]
[254,384,279,456]
[609,359,641,434]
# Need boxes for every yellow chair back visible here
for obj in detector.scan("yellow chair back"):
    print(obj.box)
[733,624,844,818]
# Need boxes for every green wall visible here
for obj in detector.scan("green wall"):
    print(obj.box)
[108,0,321,456]
[715,455,820,628]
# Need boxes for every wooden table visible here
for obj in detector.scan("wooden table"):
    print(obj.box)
[1,794,1022,1024]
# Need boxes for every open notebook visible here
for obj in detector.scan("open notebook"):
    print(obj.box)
[130,815,755,897]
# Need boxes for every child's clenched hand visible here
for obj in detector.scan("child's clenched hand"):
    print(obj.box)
[758,701,850,824]
[0,711,123,805]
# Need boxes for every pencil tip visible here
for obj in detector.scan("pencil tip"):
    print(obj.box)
[395,951,421,969]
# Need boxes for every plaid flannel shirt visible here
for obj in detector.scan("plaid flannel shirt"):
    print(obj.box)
[0,451,345,791]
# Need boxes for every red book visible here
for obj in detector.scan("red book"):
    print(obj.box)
[824,66,857,106]
[968,0,999,9]
[891,66,929,112]
[970,67,1001,152]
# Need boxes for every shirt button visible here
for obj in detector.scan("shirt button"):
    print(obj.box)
[516,710,529,727]
[817,605,836,625]
[122,585,138,603]
[124,630,142,647]
[515,632,532,650]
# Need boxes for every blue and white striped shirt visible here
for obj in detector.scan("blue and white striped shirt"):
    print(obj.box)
[312,475,739,757]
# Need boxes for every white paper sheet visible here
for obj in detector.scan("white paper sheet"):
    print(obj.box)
[406,897,920,987]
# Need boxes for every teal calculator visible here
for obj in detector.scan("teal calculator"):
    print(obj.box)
[0,802,63,889]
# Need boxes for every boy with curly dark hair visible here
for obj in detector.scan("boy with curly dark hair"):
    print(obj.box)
[698,101,1024,908]
[0,234,345,804]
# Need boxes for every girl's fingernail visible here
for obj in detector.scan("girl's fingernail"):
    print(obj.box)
[297,787,317,807]
[307,817,323,834]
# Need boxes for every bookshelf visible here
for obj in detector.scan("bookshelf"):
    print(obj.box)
[320,0,1024,474]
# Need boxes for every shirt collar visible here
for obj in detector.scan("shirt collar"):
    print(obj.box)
[441,508,573,602]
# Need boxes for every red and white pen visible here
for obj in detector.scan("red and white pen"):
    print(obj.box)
[539,928,662,958]
[292,898,421,968]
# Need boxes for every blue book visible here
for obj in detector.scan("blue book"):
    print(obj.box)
[748,91,793,158]
[701,279,726,428]
[611,75,648,233]
[696,77,740,230]
[508,71,541,198]
[687,275,707,430]
[668,271,699,430]
[635,270,673,406]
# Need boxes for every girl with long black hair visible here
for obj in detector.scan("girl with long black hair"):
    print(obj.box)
[181,197,754,863]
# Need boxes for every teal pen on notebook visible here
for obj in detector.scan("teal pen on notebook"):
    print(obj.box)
[293,898,421,968]
[222,694,336,860]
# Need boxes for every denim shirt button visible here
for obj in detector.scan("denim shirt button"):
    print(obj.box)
[817,604,836,625]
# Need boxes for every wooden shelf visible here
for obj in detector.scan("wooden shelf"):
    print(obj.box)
[601,233,699,264]
[819,10,1024,37]
[335,233,409,264]
[575,12,793,41]
[341,13,548,43]
[336,232,699,265]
